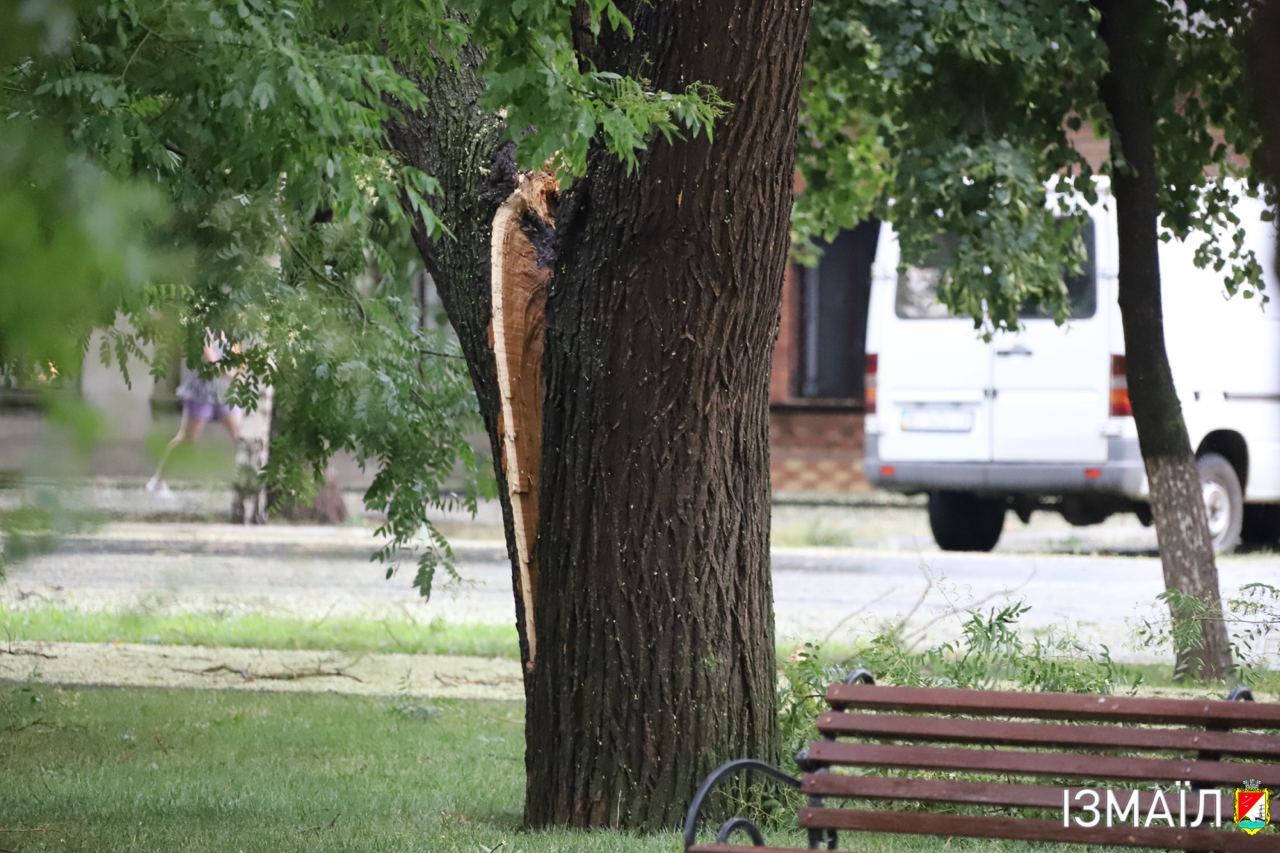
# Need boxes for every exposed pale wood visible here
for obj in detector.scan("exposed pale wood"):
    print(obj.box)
[490,171,555,672]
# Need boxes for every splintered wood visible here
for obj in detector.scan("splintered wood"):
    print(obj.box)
[490,171,555,672]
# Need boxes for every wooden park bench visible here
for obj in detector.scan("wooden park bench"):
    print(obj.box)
[683,670,1280,852]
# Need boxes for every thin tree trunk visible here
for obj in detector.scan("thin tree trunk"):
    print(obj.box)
[231,385,272,524]
[523,0,811,829]
[1095,0,1232,680]
[1247,0,1280,279]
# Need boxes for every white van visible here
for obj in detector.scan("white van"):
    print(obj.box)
[864,187,1280,552]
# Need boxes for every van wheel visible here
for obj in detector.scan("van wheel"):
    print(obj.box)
[1197,453,1243,553]
[928,491,1005,552]
[1241,504,1280,545]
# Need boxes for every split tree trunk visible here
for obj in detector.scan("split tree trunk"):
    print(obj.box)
[386,51,539,672]
[523,0,811,829]
[391,3,812,825]
[1095,0,1232,680]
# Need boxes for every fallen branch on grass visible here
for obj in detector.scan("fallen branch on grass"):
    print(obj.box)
[2,716,50,735]
[2,625,57,658]
[0,647,57,659]
[0,825,51,833]
[172,664,363,683]
[298,812,341,835]
[432,672,517,688]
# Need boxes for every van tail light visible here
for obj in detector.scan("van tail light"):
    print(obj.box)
[865,353,878,415]
[1110,355,1132,417]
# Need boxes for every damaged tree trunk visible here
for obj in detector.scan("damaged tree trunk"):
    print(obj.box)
[524,0,811,829]
[386,54,540,672]
[391,0,812,825]
[490,172,557,670]
[1095,0,1232,680]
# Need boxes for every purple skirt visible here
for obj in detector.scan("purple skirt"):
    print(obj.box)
[183,399,241,422]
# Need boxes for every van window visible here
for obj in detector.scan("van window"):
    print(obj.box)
[895,235,957,319]
[1020,220,1097,319]
[894,221,1097,320]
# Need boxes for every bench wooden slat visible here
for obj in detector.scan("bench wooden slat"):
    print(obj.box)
[816,710,1280,757]
[687,846,805,853]
[804,741,1280,787]
[798,807,1280,851]
[801,774,1230,823]
[686,683,1280,853]
[825,684,1280,727]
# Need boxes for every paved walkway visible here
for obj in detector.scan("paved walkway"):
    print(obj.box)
[0,641,524,700]
[4,521,1278,667]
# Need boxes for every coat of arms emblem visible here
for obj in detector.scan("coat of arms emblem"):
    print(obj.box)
[1235,781,1271,835]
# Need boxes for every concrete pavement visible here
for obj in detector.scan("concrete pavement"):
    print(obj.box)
[4,519,1278,664]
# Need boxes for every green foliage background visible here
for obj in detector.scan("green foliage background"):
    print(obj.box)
[797,0,1272,334]
[0,0,723,585]
[6,0,1278,587]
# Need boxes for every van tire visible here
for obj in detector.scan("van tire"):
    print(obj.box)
[1241,504,1280,545]
[928,491,1005,552]
[1196,453,1243,553]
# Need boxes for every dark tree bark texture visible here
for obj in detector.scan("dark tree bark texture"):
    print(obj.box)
[1247,0,1280,279]
[391,4,813,828]
[386,54,538,675]
[1095,0,1232,680]
[523,0,811,829]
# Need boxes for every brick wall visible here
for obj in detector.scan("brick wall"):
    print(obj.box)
[770,407,866,494]
[770,259,869,494]
[771,264,800,402]
[765,123,1238,495]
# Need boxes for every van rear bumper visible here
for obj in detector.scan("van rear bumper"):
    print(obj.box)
[865,436,1147,497]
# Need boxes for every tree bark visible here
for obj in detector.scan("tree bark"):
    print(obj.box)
[523,0,811,829]
[386,51,539,675]
[1094,0,1232,680]
[1247,0,1280,280]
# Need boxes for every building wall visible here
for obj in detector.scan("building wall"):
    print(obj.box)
[770,263,800,402]
[769,260,869,495]
[770,404,866,494]
[766,124,1152,496]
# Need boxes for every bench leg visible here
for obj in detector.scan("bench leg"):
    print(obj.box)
[801,668,875,849]
[682,758,801,850]
[1188,686,1254,853]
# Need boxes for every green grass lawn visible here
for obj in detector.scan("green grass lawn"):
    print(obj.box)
[0,604,522,659]
[6,602,1249,694]
[0,683,1122,852]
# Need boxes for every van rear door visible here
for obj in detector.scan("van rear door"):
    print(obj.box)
[990,215,1111,463]
[873,229,993,463]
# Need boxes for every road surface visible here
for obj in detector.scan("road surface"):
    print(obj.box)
[3,520,1277,663]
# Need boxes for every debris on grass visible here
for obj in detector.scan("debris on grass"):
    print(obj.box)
[172,663,364,683]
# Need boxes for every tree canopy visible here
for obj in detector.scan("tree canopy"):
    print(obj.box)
[1,0,723,581]
[794,0,1275,678]
[797,0,1271,332]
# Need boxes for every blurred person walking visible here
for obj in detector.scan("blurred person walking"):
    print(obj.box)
[146,335,242,499]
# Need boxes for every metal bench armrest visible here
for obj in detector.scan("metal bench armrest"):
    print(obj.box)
[682,758,801,850]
